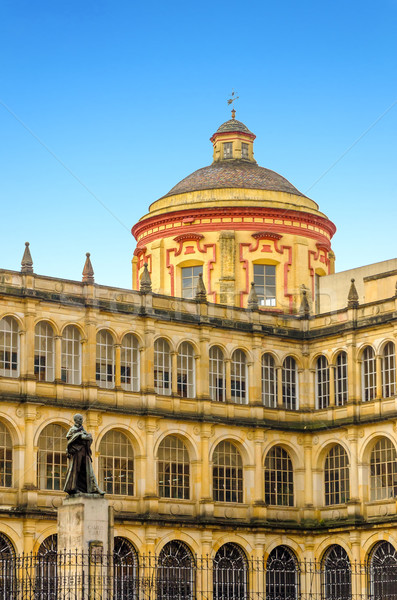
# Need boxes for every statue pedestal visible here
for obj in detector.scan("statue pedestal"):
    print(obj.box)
[58,493,112,554]
[58,494,113,597]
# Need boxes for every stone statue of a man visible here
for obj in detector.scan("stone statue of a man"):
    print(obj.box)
[63,414,104,496]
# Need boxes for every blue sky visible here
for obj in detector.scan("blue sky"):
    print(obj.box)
[1,0,396,289]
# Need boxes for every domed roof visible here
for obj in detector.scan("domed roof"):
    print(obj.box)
[216,118,253,135]
[161,159,306,199]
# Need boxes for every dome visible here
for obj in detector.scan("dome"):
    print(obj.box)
[161,159,306,199]
[215,118,254,135]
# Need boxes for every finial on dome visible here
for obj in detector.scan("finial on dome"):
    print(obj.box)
[21,242,33,273]
[82,252,94,284]
[231,108,236,119]
[227,89,239,119]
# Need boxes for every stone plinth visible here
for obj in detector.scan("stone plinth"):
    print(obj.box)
[58,493,112,554]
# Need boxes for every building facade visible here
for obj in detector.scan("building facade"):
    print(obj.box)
[0,114,397,594]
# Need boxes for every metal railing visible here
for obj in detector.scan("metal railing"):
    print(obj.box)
[0,551,397,599]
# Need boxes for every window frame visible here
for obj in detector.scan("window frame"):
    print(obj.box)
[362,346,376,402]
[315,355,330,409]
[262,353,277,408]
[324,444,350,506]
[154,338,172,396]
[0,316,19,378]
[34,321,55,383]
[213,441,243,503]
[382,342,396,399]
[96,330,115,389]
[157,435,190,500]
[99,430,134,496]
[282,356,298,410]
[120,333,140,392]
[335,351,348,406]
[264,445,294,507]
[209,346,226,402]
[253,264,276,307]
[61,325,81,385]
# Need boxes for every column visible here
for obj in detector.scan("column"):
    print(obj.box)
[347,432,359,503]
[143,419,158,499]
[54,335,62,382]
[22,405,38,508]
[198,335,210,399]
[200,425,213,511]
[329,364,336,406]
[114,344,121,388]
[303,441,313,507]
[276,366,282,407]
[83,318,97,386]
[376,354,382,399]
[171,351,178,396]
[247,361,254,404]
[225,359,231,402]
[142,327,155,393]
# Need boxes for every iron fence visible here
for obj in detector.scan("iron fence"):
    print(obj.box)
[0,550,396,600]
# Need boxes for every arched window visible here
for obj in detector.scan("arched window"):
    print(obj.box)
[316,355,330,409]
[113,537,139,600]
[325,445,350,506]
[231,349,247,404]
[266,545,299,600]
[262,353,277,407]
[37,424,67,490]
[34,321,54,382]
[213,543,248,600]
[370,438,397,501]
[61,325,81,385]
[335,351,348,406]
[157,541,194,600]
[362,346,376,402]
[282,356,298,410]
[96,330,115,389]
[0,422,12,488]
[0,316,19,378]
[209,346,225,402]
[0,533,15,596]
[264,446,294,506]
[369,541,397,600]
[36,534,57,600]
[177,342,195,398]
[322,545,351,600]
[213,441,243,503]
[154,338,171,395]
[382,342,396,398]
[121,334,140,392]
[0,533,14,557]
[157,436,190,499]
[99,431,134,496]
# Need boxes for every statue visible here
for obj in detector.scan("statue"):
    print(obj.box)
[64,414,104,495]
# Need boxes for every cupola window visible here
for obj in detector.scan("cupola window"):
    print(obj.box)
[241,142,249,159]
[253,264,276,307]
[223,142,233,159]
[182,266,202,299]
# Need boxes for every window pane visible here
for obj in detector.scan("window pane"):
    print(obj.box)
[253,265,276,307]
[181,266,203,299]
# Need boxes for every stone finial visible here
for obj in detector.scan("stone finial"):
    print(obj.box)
[195,272,207,302]
[347,278,359,308]
[247,281,259,310]
[300,288,310,317]
[21,242,33,273]
[82,253,94,284]
[140,263,152,294]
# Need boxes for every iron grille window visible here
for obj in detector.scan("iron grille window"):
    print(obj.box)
[0,317,19,377]
[157,435,190,499]
[213,441,243,503]
[121,333,140,392]
[316,355,330,409]
[154,338,171,395]
[34,321,54,382]
[335,351,348,406]
[262,353,277,407]
[382,342,396,398]
[253,264,276,307]
[0,422,12,488]
[37,425,68,490]
[177,342,195,398]
[99,430,134,496]
[231,349,247,404]
[209,346,225,402]
[324,445,350,506]
[181,266,203,299]
[264,446,294,506]
[61,325,81,385]
[322,545,351,600]
[370,438,397,501]
[36,534,58,600]
[96,330,115,389]
[369,541,397,600]
[282,356,298,410]
[266,545,299,600]
[213,543,248,600]
[113,537,139,600]
[157,541,195,600]
[362,346,376,401]
[223,142,233,159]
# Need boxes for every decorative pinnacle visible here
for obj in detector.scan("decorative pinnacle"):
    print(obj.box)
[195,272,207,302]
[82,252,94,284]
[347,278,359,308]
[140,262,152,294]
[300,288,310,318]
[247,281,259,310]
[21,242,33,273]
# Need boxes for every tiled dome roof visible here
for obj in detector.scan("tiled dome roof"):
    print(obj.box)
[161,160,306,199]
[216,119,253,135]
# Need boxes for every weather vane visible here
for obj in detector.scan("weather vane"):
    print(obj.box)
[227,89,239,119]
